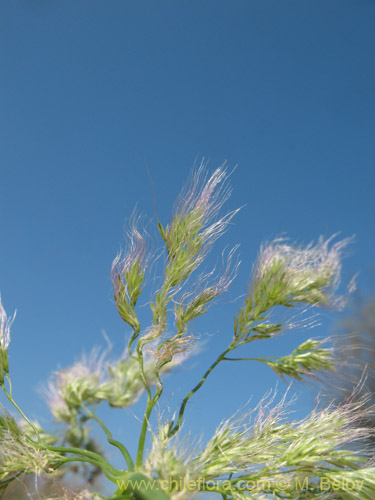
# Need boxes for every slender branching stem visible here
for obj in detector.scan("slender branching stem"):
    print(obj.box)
[169,346,232,438]
[136,385,163,468]
[135,358,172,467]
[56,457,120,484]
[81,404,135,471]
[128,325,141,359]
[1,377,117,476]
[223,356,265,362]
[2,375,39,439]
[40,442,118,476]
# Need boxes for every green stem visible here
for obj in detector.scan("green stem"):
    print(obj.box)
[1,377,117,475]
[2,375,39,438]
[136,387,162,468]
[0,472,22,489]
[136,401,152,469]
[44,443,118,475]
[82,404,134,470]
[128,325,141,358]
[135,299,177,468]
[135,325,162,469]
[58,456,102,467]
[168,325,276,439]
[19,429,119,479]
[136,345,152,400]
[56,456,118,483]
[169,347,231,438]
[223,356,265,362]
[133,269,176,468]
[135,351,175,467]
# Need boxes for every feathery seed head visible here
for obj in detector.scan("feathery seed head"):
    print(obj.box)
[264,339,335,381]
[153,336,194,367]
[254,236,351,309]
[44,349,107,422]
[146,423,202,499]
[162,162,239,289]
[97,356,155,408]
[0,295,16,351]
[44,344,187,419]
[0,295,16,381]
[111,216,150,327]
[0,414,61,481]
[188,393,375,497]
[173,162,232,229]
[174,246,240,333]
[234,237,352,345]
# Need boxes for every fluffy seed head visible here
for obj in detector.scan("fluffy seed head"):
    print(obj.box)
[163,162,239,288]
[174,246,240,332]
[0,415,61,481]
[112,217,149,284]
[173,161,233,229]
[44,350,105,422]
[111,215,151,326]
[44,344,189,419]
[254,236,353,309]
[0,295,16,350]
[264,338,335,381]
[191,392,375,486]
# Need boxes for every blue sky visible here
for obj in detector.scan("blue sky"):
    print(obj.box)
[1,0,375,491]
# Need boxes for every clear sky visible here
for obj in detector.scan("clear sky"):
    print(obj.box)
[1,0,375,490]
